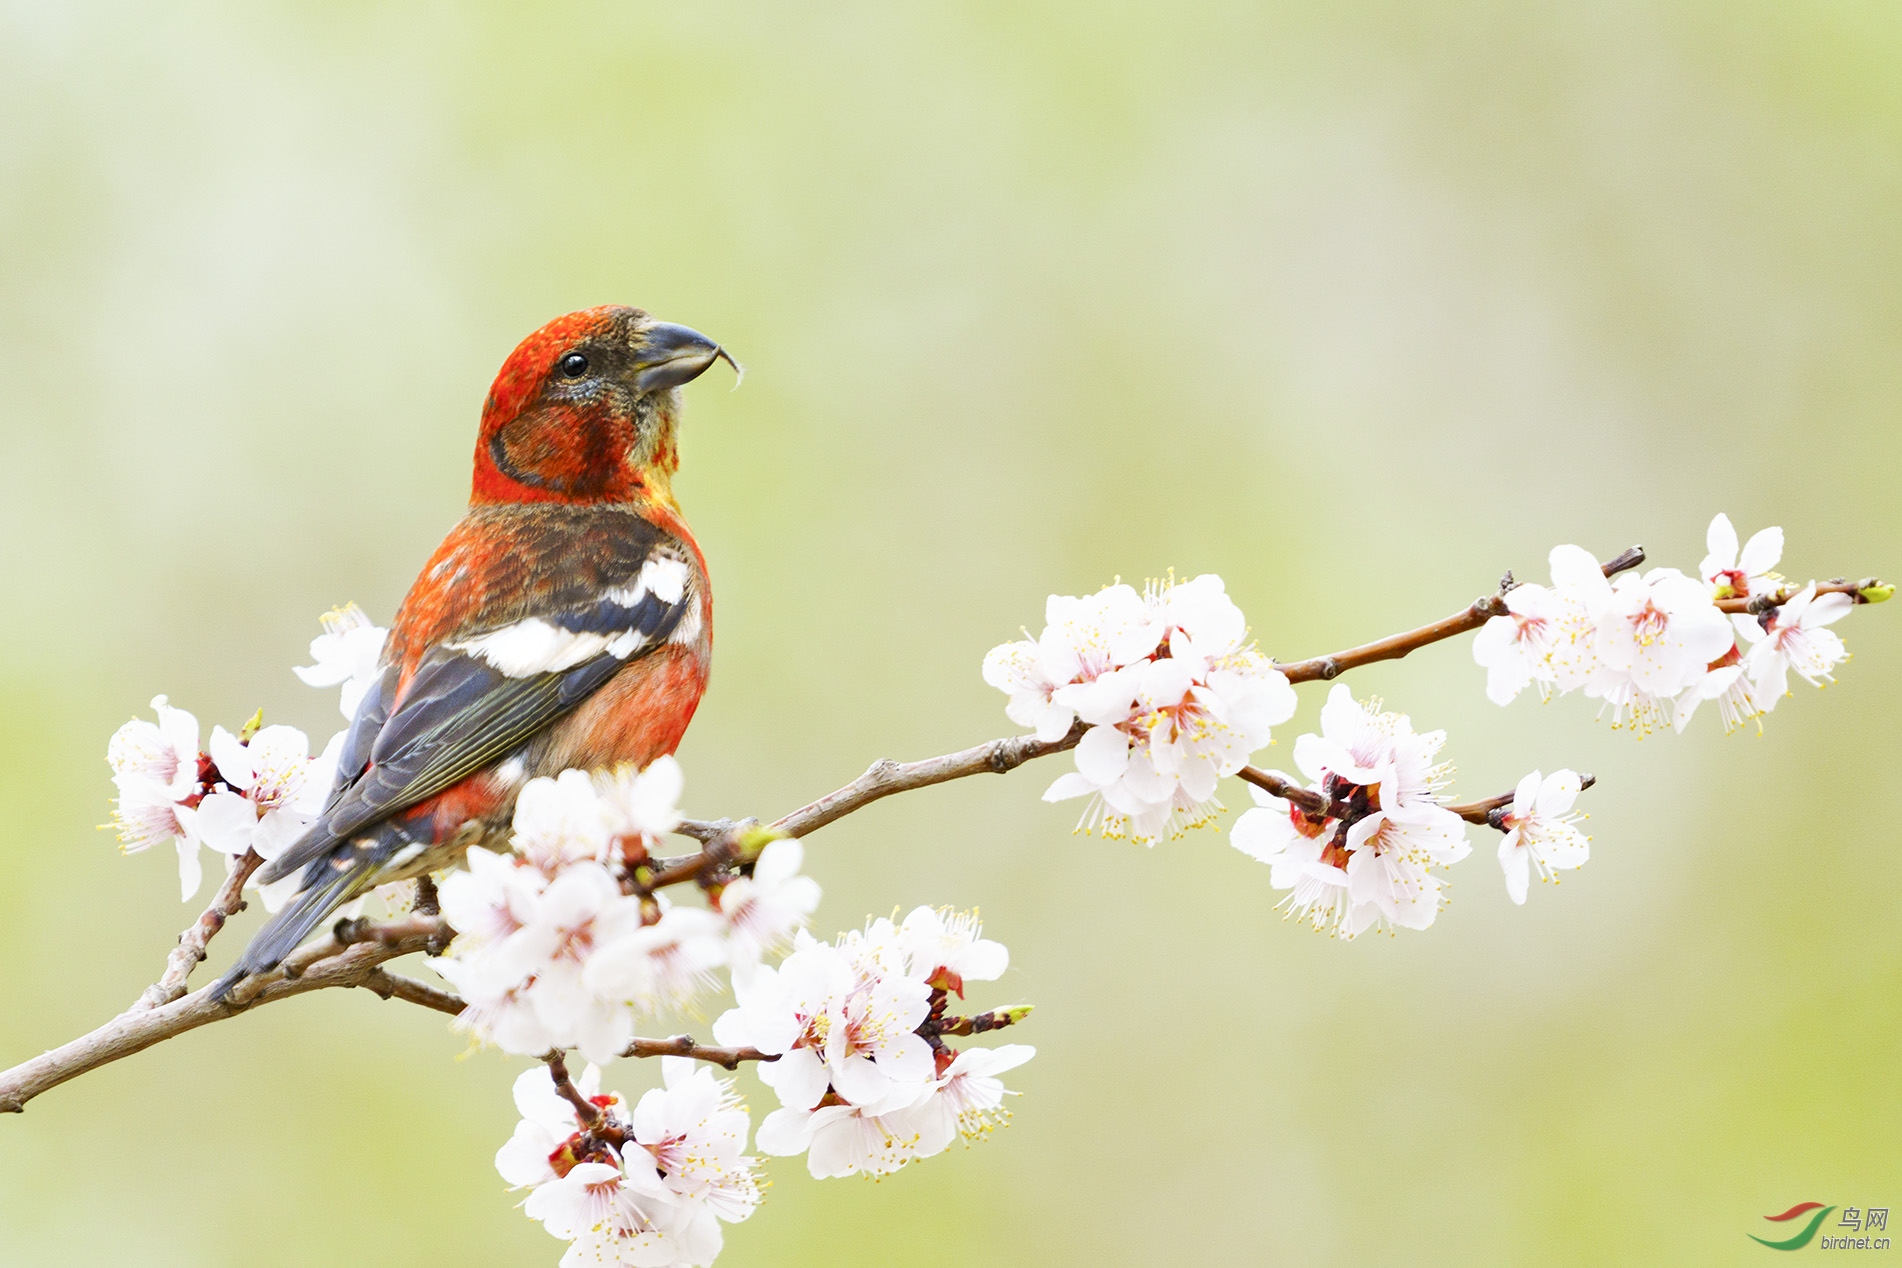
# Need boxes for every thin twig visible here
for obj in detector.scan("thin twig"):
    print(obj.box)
[619,1035,770,1070]
[275,914,448,984]
[1234,766,1329,816]
[939,1006,1032,1037]
[1445,773,1595,827]
[544,1052,603,1126]
[1239,765,1598,828]
[1715,577,1886,615]
[356,969,466,1017]
[1274,546,1645,683]
[132,849,263,1011]
[665,724,1088,870]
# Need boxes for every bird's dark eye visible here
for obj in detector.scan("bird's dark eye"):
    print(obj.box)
[558,352,590,379]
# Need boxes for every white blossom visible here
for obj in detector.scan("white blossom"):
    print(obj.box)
[496,1062,623,1190]
[499,1061,759,1268]
[1672,659,1767,734]
[1231,795,1366,936]
[716,838,820,968]
[1472,583,1561,705]
[1545,544,1614,693]
[105,695,206,899]
[901,1043,1034,1154]
[1228,686,1469,937]
[1699,513,1783,600]
[754,1040,1033,1179]
[513,770,615,876]
[981,583,1157,742]
[525,1162,685,1267]
[595,757,685,857]
[1496,770,1590,905]
[1740,581,1853,699]
[494,862,649,1064]
[585,905,728,1024]
[626,1058,761,1225]
[895,905,1007,993]
[192,724,340,863]
[1031,574,1294,844]
[293,603,387,720]
[1586,569,1733,734]
[434,850,561,1056]
[713,926,934,1115]
[755,1100,934,1179]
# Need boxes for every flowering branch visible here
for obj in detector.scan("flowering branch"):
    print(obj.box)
[132,848,264,1011]
[10,510,1884,1268]
[1273,545,1647,683]
[1236,763,1594,828]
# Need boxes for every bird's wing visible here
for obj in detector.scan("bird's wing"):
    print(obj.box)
[256,546,696,884]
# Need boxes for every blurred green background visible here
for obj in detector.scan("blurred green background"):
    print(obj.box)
[1,2,1896,1264]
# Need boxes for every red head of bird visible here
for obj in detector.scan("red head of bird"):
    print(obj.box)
[471,305,736,510]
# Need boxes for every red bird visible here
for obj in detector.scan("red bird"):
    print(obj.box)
[214,306,733,995]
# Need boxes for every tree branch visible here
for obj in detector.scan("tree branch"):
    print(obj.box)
[1273,545,1645,683]
[1445,773,1595,827]
[619,1035,770,1070]
[132,849,263,1011]
[0,918,442,1114]
[1715,577,1889,615]
[1237,764,1598,828]
[0,541,1734,1114]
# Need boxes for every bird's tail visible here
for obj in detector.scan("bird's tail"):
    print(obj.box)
[208,852,380,1001]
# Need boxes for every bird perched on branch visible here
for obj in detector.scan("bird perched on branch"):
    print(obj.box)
[212,306,735,998]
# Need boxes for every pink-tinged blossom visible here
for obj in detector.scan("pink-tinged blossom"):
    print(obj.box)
[192,724,340,863]
[717,838,821,968]
[585,905,729,1030]
[293,604,388,720]
[1672,655,1767,735]
[896,906,1007,994]
[1038,574,1295,845]
[499,1061,759,1268]
[1699,513,1783,600]
[106,695,206,900]
[1587,569,1734,735]
[755,1042,1034,1178]
[1496,769,1590,905]
[494,862,649,1063]
[982,583,1157,742]
[626,1058,761,1226]
[712,927,934,1115]
[495,1062,623,1190]
[595,756,684,858]
[755,1100,932,1179]
[1229,686,1470,937]
[1546,545,1614,693]
[1472,583,1561,705]
[902,1044,1035,1154]
[1740,581,1853,699]
[512,769,615,876]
